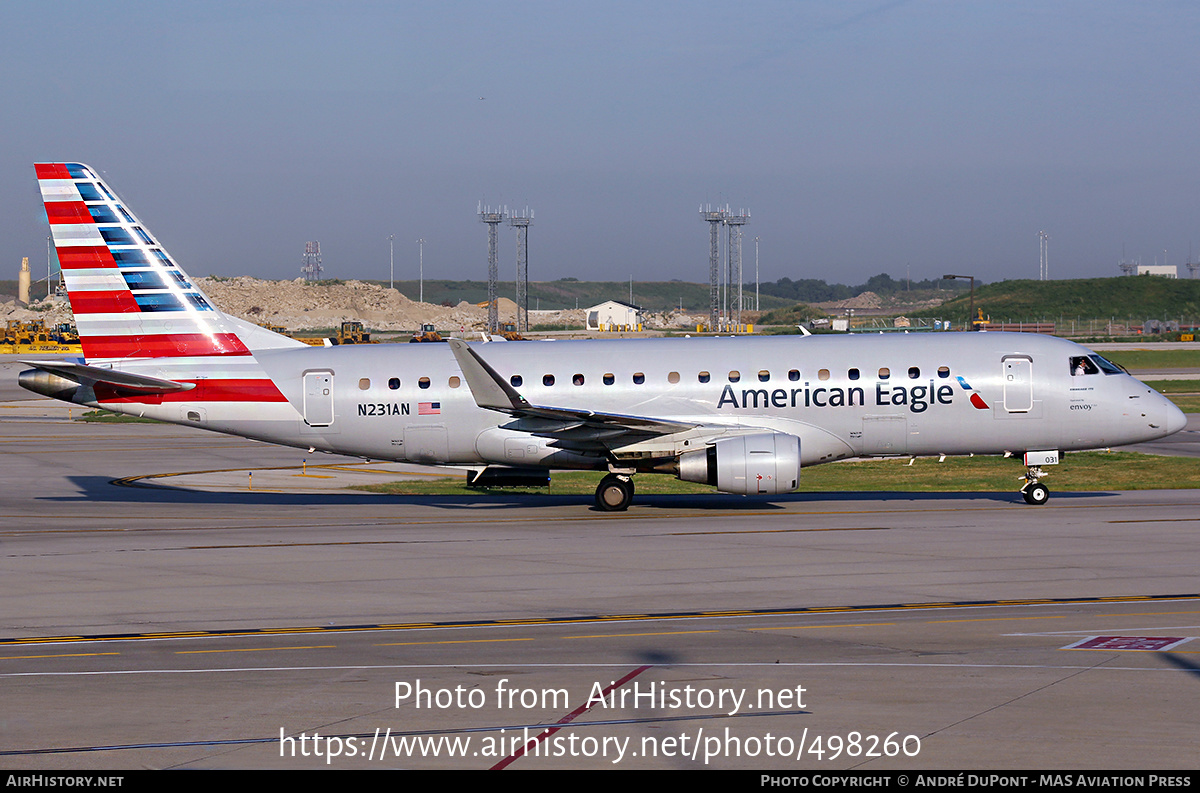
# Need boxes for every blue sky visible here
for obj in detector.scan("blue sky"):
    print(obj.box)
[5,1,1199,288]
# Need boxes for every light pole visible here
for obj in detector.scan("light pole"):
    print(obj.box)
[388,235,394,290]
[942,274,976,330]
[754,236,760,311]
[417,238,425,304]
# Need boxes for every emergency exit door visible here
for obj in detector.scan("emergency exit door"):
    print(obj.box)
[1002,356,1033,413]
[304,372,334,426]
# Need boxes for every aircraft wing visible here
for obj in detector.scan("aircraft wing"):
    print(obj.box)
[447,339,695,441]
[21,360,196,395]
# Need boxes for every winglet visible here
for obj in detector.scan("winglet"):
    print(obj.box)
[447,338,529,413]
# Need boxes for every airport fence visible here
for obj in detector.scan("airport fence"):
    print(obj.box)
[988,317,1200,338]
[840,316,1199,338]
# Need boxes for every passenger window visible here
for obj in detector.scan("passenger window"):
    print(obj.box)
[788,370,800,381]
[818,369,830,381]
[543,374,555,386]
[358,378,370,390]
[728,371,741,383]
[878,368,890,380]
[388,377,401,390]
[668,372,680,384]
[573,373,585,386]
[698,371,710,383]
[510,375,523,387]
[603,373,615,385]
[633,373,645,385]
[758,370,770,382]
[418,377,430,389]
[908,367,920,379]
[848,368,859,381]
[937,367,950,378]
[449,376,461,388]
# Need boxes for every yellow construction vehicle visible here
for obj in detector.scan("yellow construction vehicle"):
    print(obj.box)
[335,320,371,344]
[498,323,527,341]
[410,323,444,343]
[279,321,375,346]
[0,320,83,354]
[971,308,991,331]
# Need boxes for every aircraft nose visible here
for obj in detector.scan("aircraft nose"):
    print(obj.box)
[1165,398,1188,436]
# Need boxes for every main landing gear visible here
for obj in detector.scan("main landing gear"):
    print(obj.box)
[1020,466,1050,505]
[595,473,634,512]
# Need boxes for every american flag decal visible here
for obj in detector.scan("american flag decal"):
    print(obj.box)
[418,402,441,415]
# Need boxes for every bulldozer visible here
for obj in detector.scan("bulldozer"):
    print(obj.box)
[410,323,444,343]
[334,320,371,344]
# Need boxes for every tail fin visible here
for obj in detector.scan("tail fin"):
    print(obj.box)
[36,162,301,362]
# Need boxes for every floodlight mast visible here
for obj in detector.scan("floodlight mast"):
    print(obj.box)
[942,273,976,330]
[417,238,425,304]
[725,210,750,326]
[700,206,727,330]
[479,204,506,333]
[509,209,533,332]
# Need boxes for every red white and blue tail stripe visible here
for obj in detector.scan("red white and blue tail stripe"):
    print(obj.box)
[35,163,300,406]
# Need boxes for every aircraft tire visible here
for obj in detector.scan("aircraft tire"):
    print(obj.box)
[595,474,634,512]
[1022,483,1049,505]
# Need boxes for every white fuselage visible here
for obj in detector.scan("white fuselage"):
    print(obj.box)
[99,332,1184,473]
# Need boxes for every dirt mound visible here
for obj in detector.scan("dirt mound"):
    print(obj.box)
[8,278,700,334]
[196,277,500,331]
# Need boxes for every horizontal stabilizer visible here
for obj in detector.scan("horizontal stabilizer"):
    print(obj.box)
[21,360,196,394]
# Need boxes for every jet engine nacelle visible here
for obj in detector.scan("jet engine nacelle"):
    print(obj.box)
[678,432,801,495]
[18,368,85,402]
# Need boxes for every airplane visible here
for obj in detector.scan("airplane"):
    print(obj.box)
[20,163,1189,511]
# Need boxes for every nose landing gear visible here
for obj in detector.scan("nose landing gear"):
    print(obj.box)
[1020,466,1050,505]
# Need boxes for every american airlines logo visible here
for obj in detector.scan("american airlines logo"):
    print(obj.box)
[955,376,991,409]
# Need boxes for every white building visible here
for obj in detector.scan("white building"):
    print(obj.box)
[586,300,643,331]
[1134,265,1177,278]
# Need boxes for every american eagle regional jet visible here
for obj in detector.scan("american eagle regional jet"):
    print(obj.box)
[20,163,1188,510]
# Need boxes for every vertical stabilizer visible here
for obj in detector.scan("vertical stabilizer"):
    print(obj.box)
[36,162,301,363]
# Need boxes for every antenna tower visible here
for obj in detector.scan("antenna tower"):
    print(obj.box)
[1038,231,1049,280]
[509,208,533,332]
[301,241,323,282]
[725,210,750,326]
[479,204,505,333]
[700,206,728,329]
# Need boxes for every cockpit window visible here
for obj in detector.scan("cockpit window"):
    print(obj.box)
[1070,356,1099,376]
[1090,355,1124,375]
[1070,355,1099,374]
